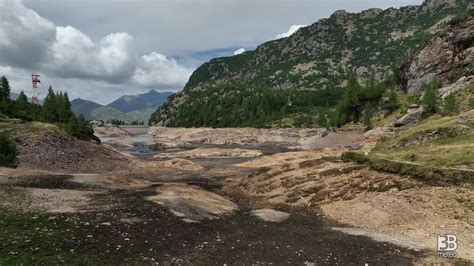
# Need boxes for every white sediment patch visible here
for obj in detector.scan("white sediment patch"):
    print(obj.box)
[251,209,290,223]
[154,147,263,159]
[146,184,239,222]
[331,227,424,251]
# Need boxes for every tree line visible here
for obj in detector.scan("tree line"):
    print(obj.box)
[329,74,400,130]
[157,74,402,130]
[152,72,466,130]
[0,76,94,140]
[107,119,145,126]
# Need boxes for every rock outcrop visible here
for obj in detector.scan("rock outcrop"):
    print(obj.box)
[400,15,474,94]
[423,0,456,9]
[394,106,424,127]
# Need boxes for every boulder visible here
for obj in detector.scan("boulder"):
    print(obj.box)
[251,209,290,223]
[90,120,104,127]
[332,10,348,17]
[457,115,469,126]
[394,107,424,127]
[439,76,474,99]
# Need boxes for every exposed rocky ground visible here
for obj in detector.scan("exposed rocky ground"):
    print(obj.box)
[18,134,132,173]
[0,125,472,264]
[147,127,331,150]
[226,148,473,261]
[400,17,473,94]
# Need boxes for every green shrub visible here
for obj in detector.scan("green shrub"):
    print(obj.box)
[63,115,94,140]
[442,93,459,115]
[448,9,473,26]
[422,79,440,117]
[0,131,18,168]
[385,89,400,114]
[341,151,368,164]
[362,104,373,131]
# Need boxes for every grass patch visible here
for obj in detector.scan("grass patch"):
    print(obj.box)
[372,109,403,128]
[341,151,369,164]
[372,142,474,167]
[0,209,70,264]
[0,119,64,140]
[342,151,474,185]
[344,110,474,183]
[0,207,132,264]
[0,188,83,264]
[374,110,474,150]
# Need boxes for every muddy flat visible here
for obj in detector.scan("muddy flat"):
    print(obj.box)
[0,173,419,264]
[0,127,471,264]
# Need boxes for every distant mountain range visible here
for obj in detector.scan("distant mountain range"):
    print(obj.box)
[71,90,173,123]
[70,98,102,120]
[109,90,172,113]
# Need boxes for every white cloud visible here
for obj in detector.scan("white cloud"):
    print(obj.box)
[233,48,246,55]
[2,0,425,103]
[0,66,14,77]
[0,0,56,68]
[133,52,192,89]
[0,0,193,99]
[275,24,307,39]
[49,26,134,81]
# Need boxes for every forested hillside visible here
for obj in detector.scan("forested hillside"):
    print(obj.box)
[0,77,94,140]
[150,0,472,128]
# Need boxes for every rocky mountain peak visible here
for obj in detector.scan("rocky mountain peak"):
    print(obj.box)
[331,10,348,17]
[423,0,456,9]
[361,8,383,18]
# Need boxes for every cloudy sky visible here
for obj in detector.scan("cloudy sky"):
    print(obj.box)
[1,0,422,104]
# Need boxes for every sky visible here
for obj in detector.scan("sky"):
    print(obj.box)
[1,0,423,105]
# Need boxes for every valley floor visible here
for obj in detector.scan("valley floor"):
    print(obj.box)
[0,125,472,264]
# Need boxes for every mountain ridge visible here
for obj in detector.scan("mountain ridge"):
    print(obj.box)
[71,98,103,120]
[71,90,173,122]
[150,0,471,127]
[108,90,173,113]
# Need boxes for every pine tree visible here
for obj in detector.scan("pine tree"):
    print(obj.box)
[317,110,328,128]
[58,92,74,123]
[0,76,11,114]
[421,79,440,116]
[41,86,59,123]
[362,104,373,131]
[65,115,79,137]
[0,131,18,168]
[333,75,361,127]
[386,88,400,114]
[13,91,32,120]
[443,93,459,115]
[16,91,28,103]
[0,76,10,102]
[77,114,93,139]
